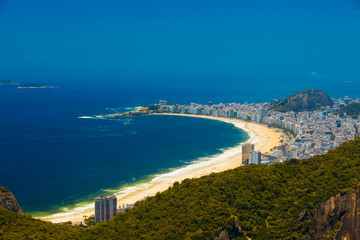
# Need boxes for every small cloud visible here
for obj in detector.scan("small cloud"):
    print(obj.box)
[311,72,317,75]
[344,80,355,83]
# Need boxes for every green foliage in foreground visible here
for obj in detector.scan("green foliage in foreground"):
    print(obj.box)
[0,208,83,239]
[1,138,360,239]
[336,102,360,118]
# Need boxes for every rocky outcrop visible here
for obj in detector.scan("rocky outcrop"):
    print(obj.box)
[214,216,242,240]
[308,189,360,240]
[0,186,24,215]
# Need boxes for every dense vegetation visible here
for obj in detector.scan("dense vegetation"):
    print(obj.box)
[1,138,360,239]
[336,102,360,118]
[268,89,334,112]
[0,207,83,239]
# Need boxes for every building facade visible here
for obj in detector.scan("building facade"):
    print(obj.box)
[95,195,117,223]
[242,143,254,164]
[159,100,168,106]
[249,150,261,164]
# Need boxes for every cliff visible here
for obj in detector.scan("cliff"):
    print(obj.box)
[0,187,24,215]
[269,89,334,112]
[306,189,360,240]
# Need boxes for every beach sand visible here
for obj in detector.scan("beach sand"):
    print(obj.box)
[41,114,282,224]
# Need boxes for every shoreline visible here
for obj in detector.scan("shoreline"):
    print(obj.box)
[41,113,282,224]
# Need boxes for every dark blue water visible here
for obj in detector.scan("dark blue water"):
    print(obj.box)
[0,85,249,216]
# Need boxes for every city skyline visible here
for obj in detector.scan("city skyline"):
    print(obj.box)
[152,94,359,162]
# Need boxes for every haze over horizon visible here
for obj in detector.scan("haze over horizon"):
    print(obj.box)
[0,0,360,97]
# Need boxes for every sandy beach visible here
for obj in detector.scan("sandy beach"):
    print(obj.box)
[41,113,282,224]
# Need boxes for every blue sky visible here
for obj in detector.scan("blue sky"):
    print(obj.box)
[0,0,359,87]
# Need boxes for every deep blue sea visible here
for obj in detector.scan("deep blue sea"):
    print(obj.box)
[0,80,357,217]
[0,84,251,217]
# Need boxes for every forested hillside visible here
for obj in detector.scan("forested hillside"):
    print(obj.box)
[1,138,360,239]
[268,89,334,112]
[336,102,360,118]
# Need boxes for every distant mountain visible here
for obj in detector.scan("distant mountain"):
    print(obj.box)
[0,79,18,86]
[18,83,55,89]
[1,138,360,239]
[336,102,360,118]
[268,89,334,112]
[0,187,23,215]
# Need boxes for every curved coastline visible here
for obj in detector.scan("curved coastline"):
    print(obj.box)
[41,113,282,224]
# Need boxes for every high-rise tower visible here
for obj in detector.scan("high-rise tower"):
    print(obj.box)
[249,150,261,164]
[95,195,117,223]
[241,143,254,164]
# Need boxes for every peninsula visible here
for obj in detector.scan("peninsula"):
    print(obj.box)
[104,106,149,117]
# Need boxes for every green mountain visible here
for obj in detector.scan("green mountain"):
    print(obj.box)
[0,79,18,85]
[1,138,360,239]
[336,102,360,118]
[269,89,334,112]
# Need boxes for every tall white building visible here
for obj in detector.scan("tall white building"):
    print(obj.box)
[249,150,261,164]
[95,195,117,223]
[159,100,168,106]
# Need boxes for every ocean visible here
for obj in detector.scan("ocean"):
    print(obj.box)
[0,84,250,217]
[0,79,357,217]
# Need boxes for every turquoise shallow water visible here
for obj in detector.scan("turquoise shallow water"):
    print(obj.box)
[0,86,248,217]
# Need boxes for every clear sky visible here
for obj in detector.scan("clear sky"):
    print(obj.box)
[0,0,359,88]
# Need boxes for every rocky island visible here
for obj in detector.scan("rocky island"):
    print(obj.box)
[18,83,56,89]
[0,79,19,86]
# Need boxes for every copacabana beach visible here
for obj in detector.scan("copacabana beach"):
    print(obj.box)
[41,113,282,224]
